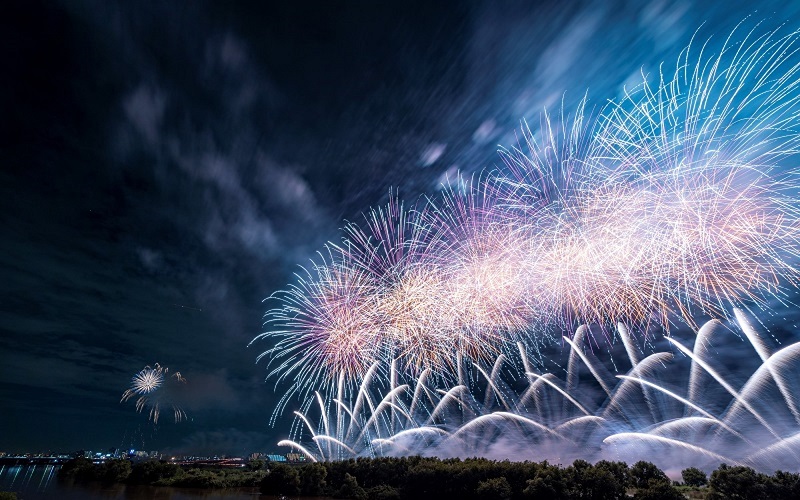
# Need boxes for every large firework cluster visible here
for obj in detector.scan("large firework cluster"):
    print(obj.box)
[253,25,800,414]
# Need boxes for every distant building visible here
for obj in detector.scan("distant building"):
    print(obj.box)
[264,454,286,462]
[285,453,306,462]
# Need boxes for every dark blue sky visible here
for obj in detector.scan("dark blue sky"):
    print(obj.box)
[2,0,800,455]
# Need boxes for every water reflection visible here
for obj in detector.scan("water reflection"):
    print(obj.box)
[0,464,282,499]
[0,464,58,494]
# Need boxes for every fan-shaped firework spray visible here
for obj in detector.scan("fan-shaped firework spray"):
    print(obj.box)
[280,310,800,473]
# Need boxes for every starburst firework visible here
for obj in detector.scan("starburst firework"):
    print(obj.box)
[121,363,187,423]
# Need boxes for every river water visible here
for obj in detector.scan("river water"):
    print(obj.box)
[0,464,316,499]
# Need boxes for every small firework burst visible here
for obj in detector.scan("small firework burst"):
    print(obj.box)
[121,363,187,424]
[129,365,164,394]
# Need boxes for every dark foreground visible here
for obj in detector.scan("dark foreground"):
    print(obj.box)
[2,456,796,499]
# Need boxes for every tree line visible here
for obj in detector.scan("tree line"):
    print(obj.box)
[58,457,266,488]
[58,455,800,499]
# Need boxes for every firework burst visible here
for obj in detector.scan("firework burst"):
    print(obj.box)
[430,177,531,356]
[130,365,163,394]
[496,23,800,329]
[121,363,187,423]
[254,24,800,416]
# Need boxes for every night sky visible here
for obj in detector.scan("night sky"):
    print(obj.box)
[3,0,800,456]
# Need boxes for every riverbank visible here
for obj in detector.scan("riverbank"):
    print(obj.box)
[5,456,796,499]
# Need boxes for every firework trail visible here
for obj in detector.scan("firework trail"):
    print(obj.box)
[253,24,800,417]
[281,310,800,473]
[497,24,800,329]
[121,363,187,424]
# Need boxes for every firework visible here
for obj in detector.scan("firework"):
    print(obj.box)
[130,365,163,394]
[498,25,800,329]
[253,24,800,415]
[121,363,187,423]
[280,310,800,472]
[429,177,532,356]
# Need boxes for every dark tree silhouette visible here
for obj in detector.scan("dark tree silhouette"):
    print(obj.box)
[335,472,367,500]
[681,467,707,487]
[300,462,327,496]
[523,463,569,499]
[476,476,512,500]
[99,459,132,484]
[630,461,669,489]
[260,464,300,496]
[633,480,686,500]
[707,464,800,500]
[127,460,183,485]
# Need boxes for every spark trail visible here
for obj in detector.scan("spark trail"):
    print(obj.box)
[280,310,800,473]
[252,24,800,423]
